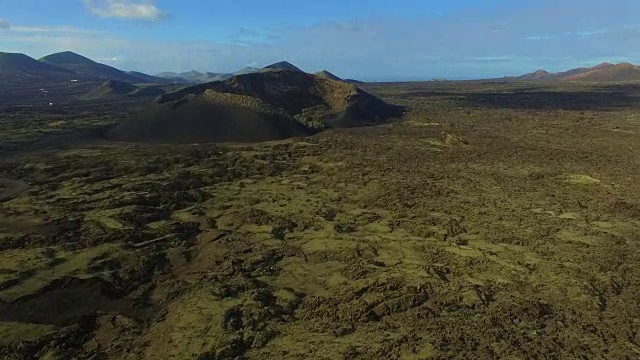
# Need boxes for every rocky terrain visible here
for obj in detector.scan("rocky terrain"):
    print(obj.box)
[0,80,639,359]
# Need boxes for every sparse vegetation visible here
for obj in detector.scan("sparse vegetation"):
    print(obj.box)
[1,79,640,359]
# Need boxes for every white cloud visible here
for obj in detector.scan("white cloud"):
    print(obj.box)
[523,34,558,41]
[9,25,102,34]
[574,29,608,36]
[0,19,10,29]
[96,55,124,63]
[82,0,165,21]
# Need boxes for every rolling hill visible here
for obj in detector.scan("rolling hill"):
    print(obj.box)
[109,65,403,144]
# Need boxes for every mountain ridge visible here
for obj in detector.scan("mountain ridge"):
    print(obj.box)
[40,51,161,83]
[109,68,403,144]
[509,62,639,82]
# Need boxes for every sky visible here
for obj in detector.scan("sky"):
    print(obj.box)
[0,0,639,81]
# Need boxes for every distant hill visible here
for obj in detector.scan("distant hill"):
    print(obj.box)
[155,63,310,84]
[108,70,403,144]
[508,62,639,82]
[155,72,194,84]
[207,73,235,82]
[345,79,366,85]
[156,71,179,78]
[234,67,259,75]
[559,63,614,78]
[155,70,234,84]
[81,80,165,100]
[563,63,640,82]
[126,71,166,84]
[515,69,552,80]
[315,70,343,81]
[40,51,155,83]
[261,61,303,72]
[0,52,70,74]
[0,52,75,83]
[313,70,366,85]
[155,66,262,84]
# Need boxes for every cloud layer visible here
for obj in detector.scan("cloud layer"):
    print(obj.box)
[82,0,164,20]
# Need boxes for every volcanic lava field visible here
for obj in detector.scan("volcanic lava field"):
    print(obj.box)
[1,80,640,359]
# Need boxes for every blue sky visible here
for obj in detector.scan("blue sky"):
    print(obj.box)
[0,0,638,80]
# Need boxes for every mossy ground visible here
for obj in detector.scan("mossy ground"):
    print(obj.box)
[1,81,640,359]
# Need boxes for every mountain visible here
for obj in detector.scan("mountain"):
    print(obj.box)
[0,52,75,83]
[155,71,197,83]
[515,69,552,80]
[155,70,234,83]
[81,80,166,100]
[156,67,263,84]
[508,62,637,82]
[315,70,343,81]
[594,62,614,69]
[261,61,303,72]
[39,51,155,83]
[0,52,71,74]
[108,70,403,144]
[563,63,640,82]
[559,63,614,78]
[156,64,315,84]
[156,71,180,78]
[207,72,235,82]
[126,71,166,83]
